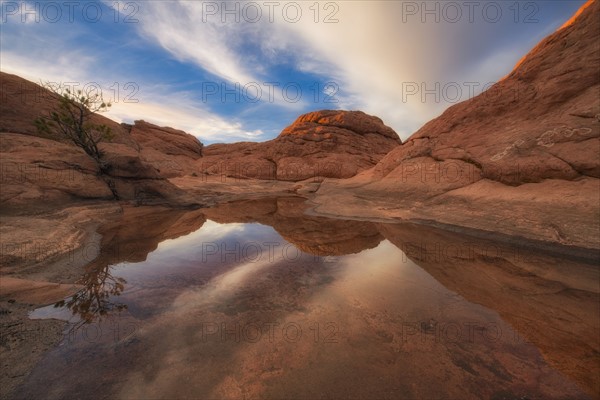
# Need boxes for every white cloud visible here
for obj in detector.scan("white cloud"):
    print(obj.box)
[132,1,256,85]
[108,99,265,143]
[5,1,585,142]
[125,1,424,134]
[243,1,577,139]
[151,220,247,256]
[1,51,265,143]
[120,1,309,111]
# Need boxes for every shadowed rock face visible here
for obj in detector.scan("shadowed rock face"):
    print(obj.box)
[0,133,115,204]
[0,130,196,208]
[314,0,600,249]
[199,110,402,181]
[0,73,204,207]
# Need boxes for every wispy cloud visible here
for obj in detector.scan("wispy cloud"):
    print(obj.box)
[108,99,265,143]
[249,1,587,138]
[3,0,588,142]
[0,18,266,143]
[129,1,257,85]
[1,52,265,143]
[117,1,312,111]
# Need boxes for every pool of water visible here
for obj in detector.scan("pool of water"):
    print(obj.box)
[19,198,599,399]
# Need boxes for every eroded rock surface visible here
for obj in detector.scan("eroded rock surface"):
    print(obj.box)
[200,110,402,181]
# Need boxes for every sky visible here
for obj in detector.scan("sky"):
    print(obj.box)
[0,0,586,144]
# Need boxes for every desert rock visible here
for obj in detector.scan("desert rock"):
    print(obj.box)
[313,0,600,250]
[199,110,402,181]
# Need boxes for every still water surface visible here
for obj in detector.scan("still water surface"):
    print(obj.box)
[20,199,599,399]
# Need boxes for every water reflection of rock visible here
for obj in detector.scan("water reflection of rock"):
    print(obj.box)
[61,206,207,322]
[61,198,381,324]
[55,199,598,397]
[94,205,207,265]
[378,222,600,397]
[19,200,393,400]
[203,197,383,256]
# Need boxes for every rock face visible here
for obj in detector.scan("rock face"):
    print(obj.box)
[0,73,131,141]
[314,0,600,250]
[129,120,203,178]
[1,72,400,205]
[0,132,114,205]
[373,0,599,186]
[199,110,401,181]
[373,0,600,187]
[0,72,204,207]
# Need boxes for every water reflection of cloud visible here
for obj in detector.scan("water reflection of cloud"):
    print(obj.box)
[171,256,277,311]
[115,221,279,276]
[23,215,598,399]
[150,220,248,258]
[339,240,409,272]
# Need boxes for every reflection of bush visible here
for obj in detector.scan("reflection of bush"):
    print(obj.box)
[55,264,127,325]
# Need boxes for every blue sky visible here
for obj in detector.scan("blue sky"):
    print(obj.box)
[0,0,586,144]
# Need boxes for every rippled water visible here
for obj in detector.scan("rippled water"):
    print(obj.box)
[20,198,599,399]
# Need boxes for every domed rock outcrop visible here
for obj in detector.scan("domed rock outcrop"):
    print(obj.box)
[199,110,401,181]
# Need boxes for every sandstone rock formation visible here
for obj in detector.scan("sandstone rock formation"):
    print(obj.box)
[313,0,600,250]
[1,71,401,205]
[129,120,203,177]
[0,72,130,141]
[199,110,401,181]
[0,72,204,207]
